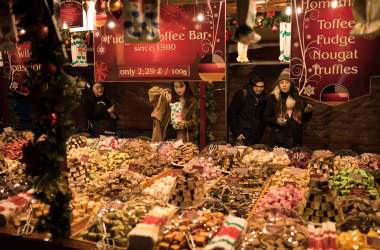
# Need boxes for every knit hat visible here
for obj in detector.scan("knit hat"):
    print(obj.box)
[276,74,295,86]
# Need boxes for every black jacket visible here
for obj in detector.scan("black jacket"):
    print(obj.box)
[84,94,116,135]
[264,94,312,148]
[229,86,266,145]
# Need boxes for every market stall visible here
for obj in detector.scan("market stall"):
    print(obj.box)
[1,129,380,249]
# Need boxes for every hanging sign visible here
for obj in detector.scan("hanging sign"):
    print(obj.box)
[60,0,84,28]
[291,0,380,106]
[5,42,41,96]
[71,34,88,67]
[94,0,226,82]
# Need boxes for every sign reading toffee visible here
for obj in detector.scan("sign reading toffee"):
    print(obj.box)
[291,0,380,105]
[94,1,226,82]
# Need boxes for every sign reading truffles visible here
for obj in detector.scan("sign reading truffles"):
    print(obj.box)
[94,1,225,82]
[291,0,380,106]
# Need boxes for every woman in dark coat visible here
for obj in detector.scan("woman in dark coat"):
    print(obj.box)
[229,76,266,145]
[83,82,117,136]
[264,74,312,148]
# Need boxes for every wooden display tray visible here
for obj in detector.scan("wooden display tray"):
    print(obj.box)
[0,226,97,250]
[141,169,181,189]
[247,176,273,221]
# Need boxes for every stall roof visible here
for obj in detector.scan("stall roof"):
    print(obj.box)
[164,0,290,13]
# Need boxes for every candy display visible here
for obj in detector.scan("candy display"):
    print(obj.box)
[13,199,50,230]
[168,169,205,208]
[255,184,304,213]
[312,150,334,159]
[241,149,273,165]
[0,153,6,174]
[66,135,87,151]
[122,139,153,159]
[97,136,121,151]
[217,153,244,173]
[308,156,337,179]
[70,193,100,225]
[143,176,177,203]
[334,155,361,171]
[206,178,259,218]
[289,147,312,169]
[230,164,272,189]
[128,153,169,177]
[80,209,129,247]
[1,131,380,249]
[67,158,90,193]
[241,216,308,250]
[79,201,166,248]
[308,222,338,250]
[303,180,343,223]
[0,190,34,227]
[156,141,175,161]
[87,169,144,201]
[184,156,221,182]
[128,206,177,250]
[205,215,247,250]
[157,210,225,250]
[100,150,131,172]
[2,139,28,160]
[360,153,380,172]
[270,167,310,192]
[331,168,379,199]
[171,143,199,165]
[337,230,379,250]
[271,147,291,166]
[338,198,380,234]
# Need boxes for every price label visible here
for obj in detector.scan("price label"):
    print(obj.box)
[349,173,363,182]
[350,186,368,197]
[367,235,380,247]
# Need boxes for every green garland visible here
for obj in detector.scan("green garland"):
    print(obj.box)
[205,84,217,143]
[227,11,291,39]
[13,0,82,240]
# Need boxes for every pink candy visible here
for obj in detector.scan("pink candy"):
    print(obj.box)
[256,184,303,213]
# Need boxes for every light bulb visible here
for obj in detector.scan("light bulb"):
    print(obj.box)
[196,13,205,22]
[285,6,292,16]
[62,22,68,30]
[331,0,338,8]
[296,7,302,14]
[107,20,116,29]
[19,29,26,35]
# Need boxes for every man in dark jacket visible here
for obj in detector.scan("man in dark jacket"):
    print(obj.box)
[229,76,266,145]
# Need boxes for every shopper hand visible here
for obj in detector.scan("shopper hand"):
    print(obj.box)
[277,117,287,126]
[177,121,185,129]
[107,105,115,113]
[164,92,172,103]
[304,104,313,113]
[237,134,246,141]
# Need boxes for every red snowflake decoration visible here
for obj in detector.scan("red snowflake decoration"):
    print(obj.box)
[95,61,109,81]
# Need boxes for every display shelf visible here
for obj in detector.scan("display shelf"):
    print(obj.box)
[229,60,290,67]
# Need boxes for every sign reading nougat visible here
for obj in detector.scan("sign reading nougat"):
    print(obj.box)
[291,0,380,106]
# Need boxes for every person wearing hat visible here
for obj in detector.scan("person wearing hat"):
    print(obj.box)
[229,76,266,145]
[264,74,312,148]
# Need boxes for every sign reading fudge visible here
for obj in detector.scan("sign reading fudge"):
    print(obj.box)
[291,0,380,106]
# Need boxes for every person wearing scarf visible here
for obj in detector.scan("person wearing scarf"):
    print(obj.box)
[264,74,312,148]
[229,76,266,145]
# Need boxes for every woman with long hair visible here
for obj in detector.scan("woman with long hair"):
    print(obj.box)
[264,74,312,148]
[168,81,197,143]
